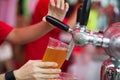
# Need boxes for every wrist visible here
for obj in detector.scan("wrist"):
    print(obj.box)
[0,73,5,80]
[5,71,16,80]
[42,16,47,22]
[13,70,21,80]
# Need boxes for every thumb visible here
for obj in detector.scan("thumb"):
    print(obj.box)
[65,2,69,12]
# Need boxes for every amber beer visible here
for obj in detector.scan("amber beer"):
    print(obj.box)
[42,37,68,68]
[42,47,67,68]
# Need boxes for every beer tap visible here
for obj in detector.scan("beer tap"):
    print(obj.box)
[46,0,110,47]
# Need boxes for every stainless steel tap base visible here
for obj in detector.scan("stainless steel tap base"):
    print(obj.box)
[101,57,120,80]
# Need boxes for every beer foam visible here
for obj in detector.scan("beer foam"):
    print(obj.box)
[48,46,67,51]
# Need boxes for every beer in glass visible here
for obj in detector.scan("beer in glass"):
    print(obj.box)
[42,37,68,68]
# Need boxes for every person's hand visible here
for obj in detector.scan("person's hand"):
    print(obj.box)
[48,0,69,21]
[14,60,61,80]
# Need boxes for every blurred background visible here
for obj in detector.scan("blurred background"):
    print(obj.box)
[0,0,120,80]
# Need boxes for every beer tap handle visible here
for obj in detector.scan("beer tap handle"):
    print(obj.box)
[77,7,82,24]
[80,0,91,26]
[46,16,72,32]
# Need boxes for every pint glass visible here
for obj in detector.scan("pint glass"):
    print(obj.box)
[42,37,68,68]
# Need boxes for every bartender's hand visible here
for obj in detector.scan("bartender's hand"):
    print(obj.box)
[14,60,61,80]
[48,0,69,21]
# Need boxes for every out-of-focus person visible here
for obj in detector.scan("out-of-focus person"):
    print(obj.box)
[0,0,69,79]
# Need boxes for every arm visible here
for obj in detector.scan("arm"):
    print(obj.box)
[6,21,53,44]
[6,0,69,45]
